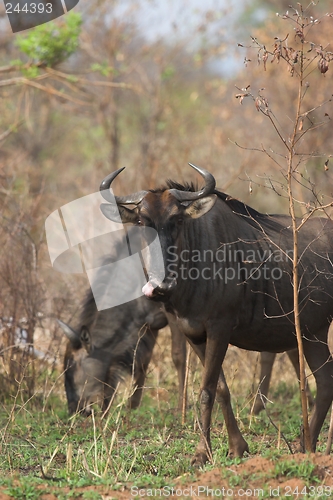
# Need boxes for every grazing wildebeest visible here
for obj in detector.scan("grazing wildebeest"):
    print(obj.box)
[59,259,187,415]
[99,164,333,465]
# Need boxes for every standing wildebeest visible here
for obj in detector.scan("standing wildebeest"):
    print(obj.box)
[99,164,333,465]
[59,262,187,415]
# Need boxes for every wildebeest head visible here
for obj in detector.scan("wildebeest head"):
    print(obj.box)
[59,297,169,416]
[60,320,110,416]
[100,164,217,300]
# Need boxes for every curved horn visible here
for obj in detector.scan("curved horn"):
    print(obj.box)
[100,167,148,205]
[57,319,81,348]
[169,163,216,202]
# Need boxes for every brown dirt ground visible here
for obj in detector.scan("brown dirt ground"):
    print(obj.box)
[1,453,332,499]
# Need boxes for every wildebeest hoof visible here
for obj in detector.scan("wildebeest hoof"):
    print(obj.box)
[190,452,209,468]
[228,440,249,458]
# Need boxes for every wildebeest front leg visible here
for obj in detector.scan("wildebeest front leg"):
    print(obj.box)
[186,340,217,466]
[188,337,246,466]
[129,329,158,409]
[216,369,249,458]
[129,368,148,409]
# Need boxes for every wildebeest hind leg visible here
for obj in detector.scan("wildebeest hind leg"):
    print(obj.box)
[303,339,333,451]
[169,319,187,410]
[287,348,314,409]
[252,352,276,415]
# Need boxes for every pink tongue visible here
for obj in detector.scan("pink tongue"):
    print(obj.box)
[142,281,155,297]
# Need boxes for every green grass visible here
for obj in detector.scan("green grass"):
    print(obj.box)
[273,458,318,482]
[0,379,327,498]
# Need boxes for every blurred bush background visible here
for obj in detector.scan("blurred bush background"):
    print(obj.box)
[0,0,331,403]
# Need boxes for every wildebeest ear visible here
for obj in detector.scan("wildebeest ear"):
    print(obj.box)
[80,326,91,352]
[184,194,217,219]
[100,203,138,224]
[57,319,82,349]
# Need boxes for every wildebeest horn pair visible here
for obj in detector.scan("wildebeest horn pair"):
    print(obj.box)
[99,163,216,204]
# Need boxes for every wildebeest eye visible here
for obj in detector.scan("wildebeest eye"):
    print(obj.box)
[136,219,143,226]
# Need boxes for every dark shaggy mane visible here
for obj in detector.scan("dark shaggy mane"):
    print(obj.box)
[165,180,199,192]
[150,180,199,193]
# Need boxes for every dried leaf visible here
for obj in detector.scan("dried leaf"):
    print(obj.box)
[272,43,281,64]
[318,58,329,74]
[235,93,247,104]
[262,51,268,71]
[295,28,305,43]
[255,97,261,111]
[291,50,298,63]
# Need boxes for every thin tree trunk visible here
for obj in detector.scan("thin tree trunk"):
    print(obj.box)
[287,44,312,453]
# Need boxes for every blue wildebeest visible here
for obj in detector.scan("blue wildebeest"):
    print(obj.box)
[99,164,333,465]
[59,260,187,415]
